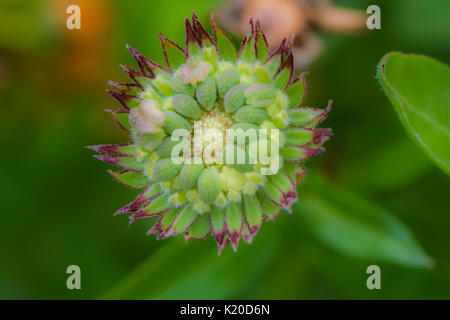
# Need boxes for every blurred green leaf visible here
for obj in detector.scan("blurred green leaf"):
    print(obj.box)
[296,177,433,268]
[340,138,432,192]
[377,52,450,174]
[101,228,280,299]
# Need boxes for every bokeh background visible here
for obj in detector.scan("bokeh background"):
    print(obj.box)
[1,0,449,299]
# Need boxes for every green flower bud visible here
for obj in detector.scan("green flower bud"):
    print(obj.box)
[92,12,332,252]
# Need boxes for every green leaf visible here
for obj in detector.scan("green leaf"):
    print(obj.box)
[159,33,186,70]
[296,176,433,268]
[377,52,450,174]
[284,76,305,108]
[108,170,149,188]
[211,19,237,63]
[340,138,432,192]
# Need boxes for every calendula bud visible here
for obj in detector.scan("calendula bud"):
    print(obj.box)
[92,13,332,253]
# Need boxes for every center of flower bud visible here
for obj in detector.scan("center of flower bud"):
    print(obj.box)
[193,110,233,165]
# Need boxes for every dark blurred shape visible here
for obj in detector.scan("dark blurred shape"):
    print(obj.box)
[215,0,366,69]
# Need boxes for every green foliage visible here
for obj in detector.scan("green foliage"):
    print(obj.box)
[377,52,450,174]
[296,176,433,268]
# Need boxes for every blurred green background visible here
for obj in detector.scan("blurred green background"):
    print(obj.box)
[0,0,449,299]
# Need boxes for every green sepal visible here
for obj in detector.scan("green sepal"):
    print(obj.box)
[153,75,175,97]
[171,73,195,96]
[239,36,256,64]
[141,193,171,215]
[211,206,225,232]
[245,83,277,107]
[264,40,284,76]
[283,161,305,184]
[224,84,248,113]
[254,63,272,84]
[279,146,304,161]
[153,159,183,181]
[196,76,217,110]
[159,32,186,70]
[94,154,144,171]
[108,169,150,188]
[257,190,280,219]
[264,181,283,205]
[162,111,192,134]
[133,132,165,152]
[285,75,305,108]
[274,53,293,90]
[158,208,179,232]
[268,172,292,194]
[243,194,263,229]
[234,106,269,125]
[254,21,269,62]
[172,94,202,119]
[156,137,182,158]
[185,18,202,57]
[282,128,314,146]
[171,204,197,235]
[144,182,163,198]
[179,163,204,190]
[225,202,243,233]
[106,109,131,131]
[217,68,240,97]
[198,168,221,204]
[186,214,210,240]
[230,122,259,132]
[211,18,237,62]
[287,108,322,126]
